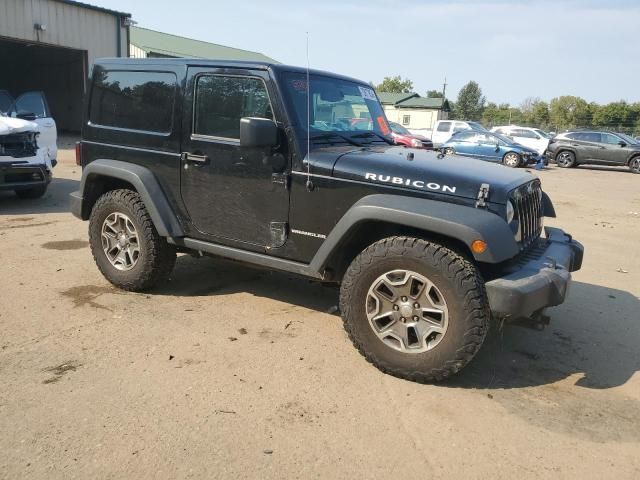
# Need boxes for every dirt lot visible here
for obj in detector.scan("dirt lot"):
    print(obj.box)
[1,150,639,479]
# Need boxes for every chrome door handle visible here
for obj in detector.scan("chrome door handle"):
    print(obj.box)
[181,152,209,163]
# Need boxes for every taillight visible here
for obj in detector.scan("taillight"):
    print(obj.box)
[75,142,82,166]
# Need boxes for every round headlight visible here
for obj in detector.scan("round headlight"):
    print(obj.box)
[506,200,515,223]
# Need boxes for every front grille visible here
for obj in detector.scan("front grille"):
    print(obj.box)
[511,180,544,249]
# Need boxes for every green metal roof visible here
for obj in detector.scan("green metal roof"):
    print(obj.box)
[377,92,418,105]
[378,91,444,109]
[130,27,278,63]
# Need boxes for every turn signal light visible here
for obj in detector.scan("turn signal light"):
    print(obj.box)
[471,240,487,254]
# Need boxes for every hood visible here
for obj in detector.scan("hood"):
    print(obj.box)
[512,142,539,154]
[328,145,534,204]
[0,116,39,135]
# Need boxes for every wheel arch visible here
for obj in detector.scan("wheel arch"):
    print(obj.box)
[555,147,579,162]
[75,159,184,237]
[310,194,519,280]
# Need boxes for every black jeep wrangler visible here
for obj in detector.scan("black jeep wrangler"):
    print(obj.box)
[70,59,583,382]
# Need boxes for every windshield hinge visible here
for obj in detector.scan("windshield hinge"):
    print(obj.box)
[475,183,490,208]
[271,172,290,190]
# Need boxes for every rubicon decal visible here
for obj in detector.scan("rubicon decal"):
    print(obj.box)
[364,173,457,193]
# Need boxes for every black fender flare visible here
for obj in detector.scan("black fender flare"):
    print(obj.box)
[309,194,520,270]
[73,159,184,237]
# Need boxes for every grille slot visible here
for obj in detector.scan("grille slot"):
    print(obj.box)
[512,180,543,249]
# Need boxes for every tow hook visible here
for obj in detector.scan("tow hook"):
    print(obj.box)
[512,309,551,331]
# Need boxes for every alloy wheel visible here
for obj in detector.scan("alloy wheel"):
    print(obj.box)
[101,212,140,271]
[504,153,520,167]
[631,157,640,173]
[556,152,573,167]
[366,269,449,353]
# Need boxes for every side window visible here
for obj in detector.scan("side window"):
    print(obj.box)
[194,75,272,140]
[454,122,470,132]
[512,128,537,139]
[437,121,451,132]
[494,128,506,135]
[453,131,473,142]
[0,91,14,114]
[583,132,601,142]
[402,115,410,126]
[89,70,177,133]
[601,133,621,144]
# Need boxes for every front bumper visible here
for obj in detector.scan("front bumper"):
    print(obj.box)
[0,161,51,191]
[485,227,583,320]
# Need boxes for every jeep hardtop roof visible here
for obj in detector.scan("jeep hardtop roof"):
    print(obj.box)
[92,58,368,87]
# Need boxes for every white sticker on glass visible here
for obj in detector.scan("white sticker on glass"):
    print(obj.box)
[358,86,377,101]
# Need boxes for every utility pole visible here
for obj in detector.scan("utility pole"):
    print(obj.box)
[441,77,448,120]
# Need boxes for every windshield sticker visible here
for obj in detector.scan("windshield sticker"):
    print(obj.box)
[376,116,390,136]
[292,79,308,91]
[358,86,377,101]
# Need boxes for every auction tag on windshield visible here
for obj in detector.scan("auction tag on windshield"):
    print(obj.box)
[358,86,377,101]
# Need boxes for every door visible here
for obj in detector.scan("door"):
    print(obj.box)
[448,131,477,156]
[180,68,290,247]
[599,132,630,165]
[571,132,603,162]
[11,92,57,164]
[511,128,544,154]
[475,133,501,159]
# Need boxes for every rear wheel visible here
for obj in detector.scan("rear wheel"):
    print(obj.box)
[503,152,521,168]
[556,150,576,168]
[89,189,176,291]
[339,237,490,382]
[629,156,640,174]
[444,147,455,155]
[15,185,47,199]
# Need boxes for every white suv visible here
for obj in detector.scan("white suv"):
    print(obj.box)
[431,120,487,147]
[490,125,550,155]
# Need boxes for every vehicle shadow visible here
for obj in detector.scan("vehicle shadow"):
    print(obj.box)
[573,165,633,174]
[158,256,639,390]
[0,177,79,215]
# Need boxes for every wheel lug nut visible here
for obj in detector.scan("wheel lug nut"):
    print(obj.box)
[402,296,408,302]
[414,303,420,308]
[413,316,419,321]
[393,305,399,311]
[400,317,406,322]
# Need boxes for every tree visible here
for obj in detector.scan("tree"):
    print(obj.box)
[454,81,485,121]
[426,89,443,98]
[374,76,414,93]
[549,96,591,130]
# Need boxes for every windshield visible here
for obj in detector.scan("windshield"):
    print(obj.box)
[389,122,411,135]
[617,132,638,144]
[494,133,515,144]
[467,121,488,132]
[534,128,552,139]
[281,72,391,138]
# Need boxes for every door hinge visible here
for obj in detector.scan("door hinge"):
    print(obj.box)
[268,222,288,249]
[272,172,290,190]
[475,183,490,208]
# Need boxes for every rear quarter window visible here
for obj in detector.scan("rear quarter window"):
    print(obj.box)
[89,70,177,134]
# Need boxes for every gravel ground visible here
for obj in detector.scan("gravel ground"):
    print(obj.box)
[1,150,639,479]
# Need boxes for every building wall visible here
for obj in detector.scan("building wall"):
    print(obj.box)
[383,105,444,130]
[130,43,147,59]
[0,0,128,65]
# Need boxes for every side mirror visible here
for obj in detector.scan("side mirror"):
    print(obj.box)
[618,141,627,147]
[16,112,36,121]
[495,143,500,152]
[240,117,278,148]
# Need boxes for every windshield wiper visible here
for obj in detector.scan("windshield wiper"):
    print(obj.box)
[351,131,393,145]
[310,132,363,147]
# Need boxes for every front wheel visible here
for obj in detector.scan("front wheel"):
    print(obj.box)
[503,152,521,168]
[339,237,490,382]
[629,156,640,174]
[556,150,576,168]
[89,189,176,291]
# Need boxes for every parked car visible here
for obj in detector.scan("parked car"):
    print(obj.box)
[0,90,57,167]
[547,130,640,173]
[441,130,541,167]
[431,120,487,147]
[71,58,583,383]
[490,125,551,155]
[0,116,52,198]
[389,121,433,149]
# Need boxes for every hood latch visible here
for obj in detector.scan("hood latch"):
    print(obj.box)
[475,183,490,208]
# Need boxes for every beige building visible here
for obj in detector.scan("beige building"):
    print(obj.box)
[378,92,448,134]
[0,0,131,130]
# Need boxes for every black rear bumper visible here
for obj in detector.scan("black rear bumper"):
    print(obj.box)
[0,162,51,191]
[485,227,583,320]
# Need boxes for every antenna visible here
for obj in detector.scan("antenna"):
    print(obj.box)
[305,32,313,192]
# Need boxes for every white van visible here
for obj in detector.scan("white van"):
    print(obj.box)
[431,120,487,147]
[490,125,550,155]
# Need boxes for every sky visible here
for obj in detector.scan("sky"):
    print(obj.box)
[97,0,639,106]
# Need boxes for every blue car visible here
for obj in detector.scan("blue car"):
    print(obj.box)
[441,130,541,168]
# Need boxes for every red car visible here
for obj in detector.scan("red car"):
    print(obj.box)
[389,121,434,149]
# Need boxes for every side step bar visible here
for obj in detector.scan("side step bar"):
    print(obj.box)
[169,237,324,280]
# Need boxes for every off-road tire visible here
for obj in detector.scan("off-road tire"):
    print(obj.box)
[556,150,576,168]
[503,152,521,168]
[629,156,640,174]
[15,185,47,199]
[339,237,490,382]
[89,189,176,291]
